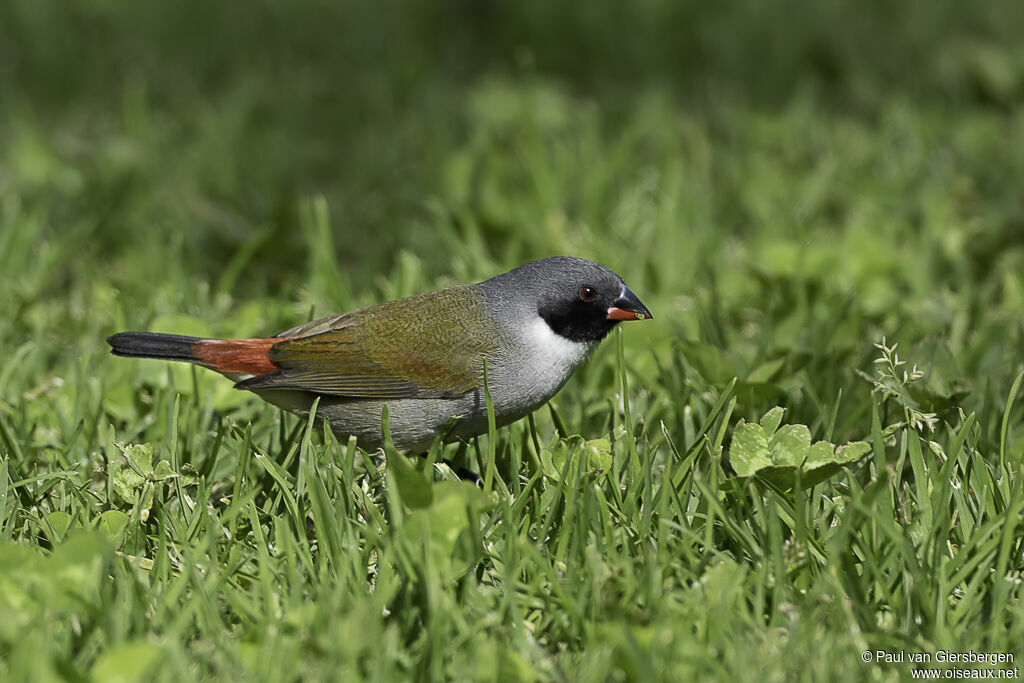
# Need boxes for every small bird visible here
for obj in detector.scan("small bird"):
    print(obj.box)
[107,257,652,453]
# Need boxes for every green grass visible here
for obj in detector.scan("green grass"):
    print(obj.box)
[2,1,1024,680]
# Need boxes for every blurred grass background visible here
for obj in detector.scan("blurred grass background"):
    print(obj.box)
[2,0,1024,680]
[4,0,1024,437]
[5,0,1024,285]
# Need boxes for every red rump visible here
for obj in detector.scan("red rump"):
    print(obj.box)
[193,338,291,376]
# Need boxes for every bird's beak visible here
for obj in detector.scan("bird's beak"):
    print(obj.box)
[607,287,653,321]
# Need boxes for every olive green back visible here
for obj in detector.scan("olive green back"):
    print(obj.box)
[237,286,500,398]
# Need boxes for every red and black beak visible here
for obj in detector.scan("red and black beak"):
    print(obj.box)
[606,286,653,321]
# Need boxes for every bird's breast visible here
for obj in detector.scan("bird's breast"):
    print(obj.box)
[486,316,595,419]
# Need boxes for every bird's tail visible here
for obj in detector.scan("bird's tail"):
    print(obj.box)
[107,331,283,376]
[107,332,205,363]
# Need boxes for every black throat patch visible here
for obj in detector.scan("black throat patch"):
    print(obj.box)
[539,301,619,343]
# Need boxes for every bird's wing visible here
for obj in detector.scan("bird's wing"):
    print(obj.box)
[236,287,497,399]
[276,311,355,338]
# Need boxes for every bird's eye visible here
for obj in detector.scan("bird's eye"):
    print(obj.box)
[578,286,597,302]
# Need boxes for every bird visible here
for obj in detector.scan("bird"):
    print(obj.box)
[107,256,652,454]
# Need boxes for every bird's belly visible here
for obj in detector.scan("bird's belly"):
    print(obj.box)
[255,389,487,453]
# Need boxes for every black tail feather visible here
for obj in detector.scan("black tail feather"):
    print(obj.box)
[107,331,204,363]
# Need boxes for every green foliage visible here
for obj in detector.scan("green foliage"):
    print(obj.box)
[727,406,871,490]
[1,1,1024,680]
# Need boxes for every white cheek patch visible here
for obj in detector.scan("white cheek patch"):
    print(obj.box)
[522,316,593,371]
[480,315,594,417]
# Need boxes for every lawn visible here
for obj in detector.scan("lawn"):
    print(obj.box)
[1,1,1023,680]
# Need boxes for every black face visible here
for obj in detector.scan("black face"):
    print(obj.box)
[483,257,651,344]
[538,281,624,343]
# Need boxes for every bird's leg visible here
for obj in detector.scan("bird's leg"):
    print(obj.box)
[416,441,482,486]
[416,454,482,485]
[447,440,483,484]
[444,461,482,486]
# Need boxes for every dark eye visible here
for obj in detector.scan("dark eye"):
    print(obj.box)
[578,285,597,302]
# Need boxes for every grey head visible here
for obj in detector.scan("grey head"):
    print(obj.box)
[479,256,652,343]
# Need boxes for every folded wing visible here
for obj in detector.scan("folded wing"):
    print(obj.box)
[236,287,497,399]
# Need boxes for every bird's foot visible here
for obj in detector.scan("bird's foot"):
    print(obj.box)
[441,458,482,487]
